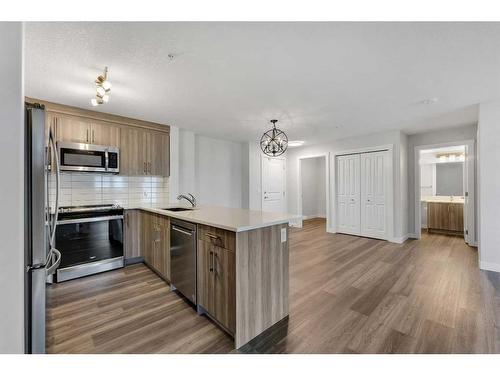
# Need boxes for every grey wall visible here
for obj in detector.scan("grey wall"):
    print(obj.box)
[436,163,463,196]
[407,123,477,235]
[0,22,24,353]
[178,129,247,209]
[300,157,326,218]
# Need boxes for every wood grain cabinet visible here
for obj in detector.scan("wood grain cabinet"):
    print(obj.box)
[197,226,236,334]
[141,211,170,281]
[427,202,464,234]
[26,98,170,177]
[120,127,170,177]
[54,114,121,146]
[124,210,142,260]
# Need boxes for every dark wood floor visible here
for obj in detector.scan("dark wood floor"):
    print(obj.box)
[46,218,500,353]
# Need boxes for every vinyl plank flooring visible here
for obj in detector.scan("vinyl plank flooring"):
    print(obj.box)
[46,219,500,354]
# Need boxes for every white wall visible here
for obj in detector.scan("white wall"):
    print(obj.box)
[168,125,179,203]
[178,129,247,209]
[478,101,500,272]
[300,157,326,218]
[178,129,196,194]
[0,22,24,353]
[407,124,477,236]
[286,130,407,240]
[248,142,262,210]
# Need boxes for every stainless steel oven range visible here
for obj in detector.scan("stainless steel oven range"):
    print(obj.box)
[54,204,124,282]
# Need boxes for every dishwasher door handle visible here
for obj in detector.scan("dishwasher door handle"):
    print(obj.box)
[171,225,194,236]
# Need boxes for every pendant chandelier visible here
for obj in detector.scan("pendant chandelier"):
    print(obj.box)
[260,119,288,157]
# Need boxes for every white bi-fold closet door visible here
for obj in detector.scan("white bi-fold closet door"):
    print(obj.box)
[336,150,389,240]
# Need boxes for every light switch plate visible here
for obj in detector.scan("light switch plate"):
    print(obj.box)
[281,227,287,243]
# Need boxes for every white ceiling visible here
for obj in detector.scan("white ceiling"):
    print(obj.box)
[25,22,500,145]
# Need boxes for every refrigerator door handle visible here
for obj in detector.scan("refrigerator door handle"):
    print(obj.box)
[45,127,61,276]
[45,248,61,276]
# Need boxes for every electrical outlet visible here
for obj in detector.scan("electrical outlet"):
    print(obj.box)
[281,227,287,243]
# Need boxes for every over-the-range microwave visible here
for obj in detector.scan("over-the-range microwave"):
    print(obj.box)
[57,141,119,173]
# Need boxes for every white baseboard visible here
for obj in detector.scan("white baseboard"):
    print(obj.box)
[390,234,410,244]
[302,214,326,220]
[289,217,303,228]
[407,233,419,239]
[479,261,500,273]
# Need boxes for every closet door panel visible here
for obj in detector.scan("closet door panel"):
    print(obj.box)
[336,154,360,235]
[361,151,387,239]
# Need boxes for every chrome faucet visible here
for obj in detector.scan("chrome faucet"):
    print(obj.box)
[177,193,196,208]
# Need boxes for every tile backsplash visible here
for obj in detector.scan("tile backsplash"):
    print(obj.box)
[48,173,169,209]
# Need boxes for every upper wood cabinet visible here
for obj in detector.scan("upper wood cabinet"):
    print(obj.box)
[149,131,170,177]
[90,119,121,147]
[55,114,92,144]
[54,114,121,147]
[29,98,171,177]
[120,126,170,177]
[120,126,145,176]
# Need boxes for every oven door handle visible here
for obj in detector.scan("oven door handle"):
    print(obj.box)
[57,215,124,225]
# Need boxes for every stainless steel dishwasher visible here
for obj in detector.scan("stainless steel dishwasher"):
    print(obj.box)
[170,218,197,304]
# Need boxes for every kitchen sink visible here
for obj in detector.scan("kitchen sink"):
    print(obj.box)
[162,207,193,212]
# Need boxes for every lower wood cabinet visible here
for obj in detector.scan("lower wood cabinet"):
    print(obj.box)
[197,232,236,334]
[141,211,171,281]
[427,202,464,234]
[124,210,142,260]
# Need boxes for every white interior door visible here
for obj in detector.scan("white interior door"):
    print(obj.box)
[336,154,360,235]
[360,151,388,239]
[262,156,285,213]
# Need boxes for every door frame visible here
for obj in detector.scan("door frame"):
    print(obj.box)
[260,154,287,213]
[297,153,330,229]
[331,144,394,241]
[414,139,476,245]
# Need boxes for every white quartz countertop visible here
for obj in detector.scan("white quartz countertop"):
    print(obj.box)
[421,196,464,204]
[131,205,300,232]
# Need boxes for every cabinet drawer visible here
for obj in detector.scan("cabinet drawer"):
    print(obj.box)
[198,224,236,252]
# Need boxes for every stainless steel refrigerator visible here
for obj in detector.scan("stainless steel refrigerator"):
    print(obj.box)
[24,103,61,354]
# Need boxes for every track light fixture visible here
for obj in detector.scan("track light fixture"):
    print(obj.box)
[91,67,112,106]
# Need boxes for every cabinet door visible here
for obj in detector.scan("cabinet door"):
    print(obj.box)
[213,246,236,333]
[152,215,170,280]
[448,203,464,232]
[56,114,91,143]
[141,211,155,266]
[120,126,146,176]
[197,240,215,315]
[143,130,153,175]
[124,210,142,259]
[90,120,120,147]
[428,202,449,230]
[154,215,170,280]
[149,131,170,177]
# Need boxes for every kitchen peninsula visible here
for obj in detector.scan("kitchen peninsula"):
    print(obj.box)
[125,205,298,349]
